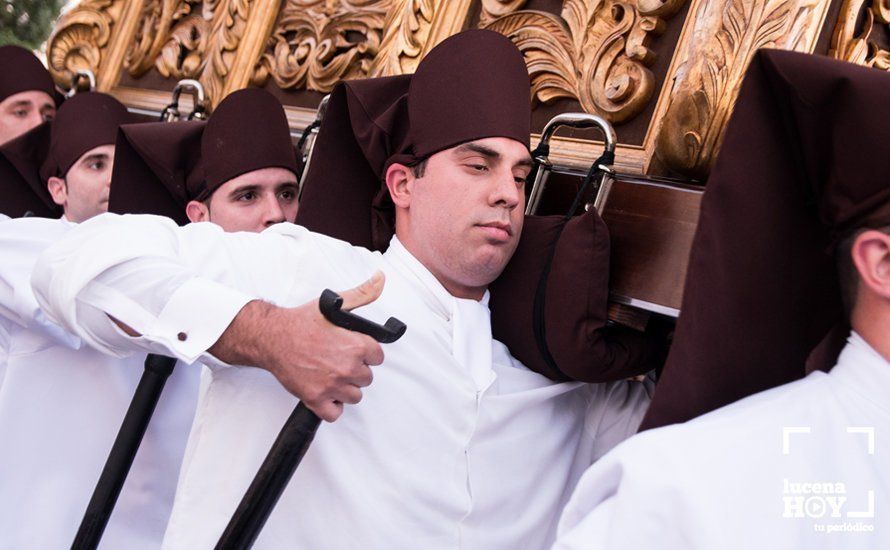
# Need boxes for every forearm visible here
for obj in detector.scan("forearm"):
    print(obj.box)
[208,300,279,367]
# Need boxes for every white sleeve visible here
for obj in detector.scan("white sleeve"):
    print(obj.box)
[0,218,82,348]
[585,373,655,461]
[31,213,317,364]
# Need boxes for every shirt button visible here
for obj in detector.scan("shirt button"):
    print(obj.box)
[177,332,188,342]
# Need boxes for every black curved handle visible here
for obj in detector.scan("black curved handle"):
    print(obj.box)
[318,288,406,343]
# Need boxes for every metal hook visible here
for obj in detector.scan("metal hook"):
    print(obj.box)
[65,69,97,98]
[525,113,617,216]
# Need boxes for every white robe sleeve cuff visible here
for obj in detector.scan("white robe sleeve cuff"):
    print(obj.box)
[79,276,254,364]
[141,278,254,364]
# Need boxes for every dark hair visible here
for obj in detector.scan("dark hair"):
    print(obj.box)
[836,224,890,316]
[409,158,428,178]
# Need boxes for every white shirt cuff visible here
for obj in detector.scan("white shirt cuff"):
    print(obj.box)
[143,278,254,364]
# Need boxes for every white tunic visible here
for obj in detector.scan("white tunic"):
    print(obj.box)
[0,216,200,549]
[32,212,653,549]
[0,308,9,388]
[0,213,16,387]
[555,332,890,550]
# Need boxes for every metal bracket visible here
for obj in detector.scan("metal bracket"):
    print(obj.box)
[525,113,617,216]
[159,79,208,122]
[297,94,331,199]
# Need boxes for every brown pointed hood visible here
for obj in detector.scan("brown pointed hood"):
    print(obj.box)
[108,88,299,223]
[641,49,890,430]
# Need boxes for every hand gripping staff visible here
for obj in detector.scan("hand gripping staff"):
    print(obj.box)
[215,289,406,550]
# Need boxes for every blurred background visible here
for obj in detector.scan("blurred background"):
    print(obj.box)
[0,0,68,50]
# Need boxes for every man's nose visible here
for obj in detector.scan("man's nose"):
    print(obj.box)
[491,169,522,208]
[103,155,116,189]
[263,195,287,226]
[26,111,44,130]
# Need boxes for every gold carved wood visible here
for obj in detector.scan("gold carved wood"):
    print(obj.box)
[45,0,145,91]
[647,0,833,177]
[124,0,261,105]
[252,0,458,93]
[251,0,392,92]
[367,0,435,76]
[480,0,688,124]
[829,0,890,68]
[50,0,861,179]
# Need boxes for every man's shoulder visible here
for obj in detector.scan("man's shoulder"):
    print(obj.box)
[0,217,70,277]
[265,223,378,257]
[259,223,385,290]
[0,216,67,242]
[605,371,835,471]
[560,372,870,550]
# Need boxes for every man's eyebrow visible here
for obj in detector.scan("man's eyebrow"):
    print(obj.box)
[228,184,260,197]
[454,142,533,168]
[453,142,501,159]
[515,156,534,169]
[275,180,299,189]
[80,153,109,164]
[7,100,32,109]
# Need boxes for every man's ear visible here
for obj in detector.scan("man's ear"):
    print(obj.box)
[185,200,210,223]
[851,230,890,300]
[46,176,67,207]
[384,163,413,209]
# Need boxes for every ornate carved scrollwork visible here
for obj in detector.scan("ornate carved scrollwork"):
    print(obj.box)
[652,0,828,177]
[478,0,528,26]
[45,0,118,86]
[480,0,687,124]
[200,0,254,101]
[368,0,435,76]
[125,0,255,103]
[830,0,890,69]
[251,0,391,92]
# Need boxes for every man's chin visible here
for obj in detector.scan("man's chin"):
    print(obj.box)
[470,248,514,284]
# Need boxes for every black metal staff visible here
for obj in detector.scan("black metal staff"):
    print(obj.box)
[71,353,177,550]
[71,80,213,550]
[215,289,406,550]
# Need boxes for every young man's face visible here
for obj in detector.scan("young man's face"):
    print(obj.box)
[0,90,55,145]
[186,167,299,233]
[389,136,532,299]
[47,144,115,223]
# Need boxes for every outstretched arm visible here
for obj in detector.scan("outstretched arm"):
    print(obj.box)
[32,213,385,421]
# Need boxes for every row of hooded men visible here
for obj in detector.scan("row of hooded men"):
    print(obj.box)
[0,27,888,550]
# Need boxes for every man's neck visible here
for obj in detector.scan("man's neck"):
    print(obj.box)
[441,281,485,301]
[394,235,486,301]
[851,305,890,364]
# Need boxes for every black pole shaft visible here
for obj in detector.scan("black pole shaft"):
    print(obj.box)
[215,288,405,549]
[71,354,177,550]
[215,403,321,550]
